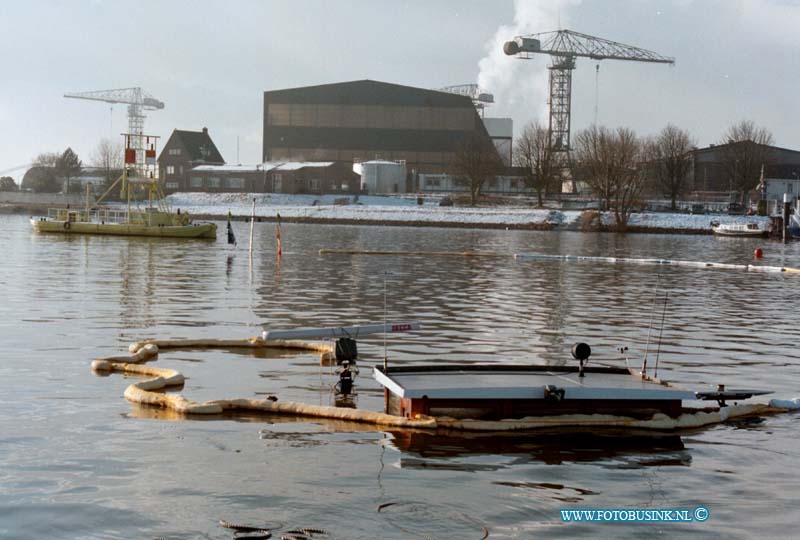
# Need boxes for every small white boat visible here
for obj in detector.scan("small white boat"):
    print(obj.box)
[710,220,766,238]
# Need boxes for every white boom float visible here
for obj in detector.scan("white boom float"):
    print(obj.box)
[515,253,800,274]
[262,322,421,341]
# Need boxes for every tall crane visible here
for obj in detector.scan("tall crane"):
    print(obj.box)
[64,87,165,172]
[504,30,674,192]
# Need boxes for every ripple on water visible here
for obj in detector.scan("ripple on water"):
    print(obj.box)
[2,216,800,539]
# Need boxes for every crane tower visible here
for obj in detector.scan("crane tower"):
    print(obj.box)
[504,30,674,192]
[64,87,165,172]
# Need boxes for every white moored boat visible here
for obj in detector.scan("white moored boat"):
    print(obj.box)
[710,220,766,238]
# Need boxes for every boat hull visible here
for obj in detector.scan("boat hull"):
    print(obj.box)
[30,219,217,239]
[711,230,766,238]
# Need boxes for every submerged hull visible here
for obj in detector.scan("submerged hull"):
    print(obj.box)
[30,219,217,239]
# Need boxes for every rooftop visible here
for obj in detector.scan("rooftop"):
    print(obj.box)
[192,161,335,173]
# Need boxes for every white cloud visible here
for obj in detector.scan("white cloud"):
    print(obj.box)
[477,0,582,129]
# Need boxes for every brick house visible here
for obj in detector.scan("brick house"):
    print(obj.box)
[158,127,225,192]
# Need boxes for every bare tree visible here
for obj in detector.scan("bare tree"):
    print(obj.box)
[451,134,503,206]
[513,121,554,207]
[574,125,645,229]
[91,138,124,172]
[573,125,615,209]
[720,120,774,203]
[91,138,124,198]
[649,124,694,210]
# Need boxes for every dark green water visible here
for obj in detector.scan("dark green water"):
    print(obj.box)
[1,214,799,539]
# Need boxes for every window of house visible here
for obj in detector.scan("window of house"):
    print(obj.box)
[168,148,181,156]
[166,165,175,175]
[189,177,203,188]
[308,178,320,191]
[272,174,282,192]
[208,177,221,188]
[227,177,245,189]
[166,182,179,190]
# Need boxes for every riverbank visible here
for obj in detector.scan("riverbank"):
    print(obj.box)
[167,192,772,235]
[5,192,774,234]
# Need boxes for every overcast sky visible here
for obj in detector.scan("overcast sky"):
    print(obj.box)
[2,0,798,182]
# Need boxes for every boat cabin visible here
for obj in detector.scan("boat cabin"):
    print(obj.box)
[374,363,695,420]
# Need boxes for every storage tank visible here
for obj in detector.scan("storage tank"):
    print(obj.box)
[358,160,407,194]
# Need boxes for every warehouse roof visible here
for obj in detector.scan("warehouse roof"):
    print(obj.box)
[264,79,474,108]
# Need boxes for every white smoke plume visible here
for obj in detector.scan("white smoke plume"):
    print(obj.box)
[477,0,582,130]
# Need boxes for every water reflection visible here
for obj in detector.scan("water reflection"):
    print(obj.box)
[385,429,690,468]
[5,215,800,540]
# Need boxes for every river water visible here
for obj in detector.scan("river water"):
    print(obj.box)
[1,213,799,539]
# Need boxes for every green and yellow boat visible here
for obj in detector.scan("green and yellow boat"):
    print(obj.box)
[30,133,216,240]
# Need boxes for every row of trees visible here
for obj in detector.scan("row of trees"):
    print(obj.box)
[509,119,774,227]
[27,148,83,193]
[25,138,124,194]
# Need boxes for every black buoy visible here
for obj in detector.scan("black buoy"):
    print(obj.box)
[571,343,591,377]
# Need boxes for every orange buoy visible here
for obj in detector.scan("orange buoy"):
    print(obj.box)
[754,248,763,259]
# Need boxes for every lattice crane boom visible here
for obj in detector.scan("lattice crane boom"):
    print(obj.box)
[504,29,674,64]
[64,87,165,110]
[64,86,165,173]
[438,84,495,117]
[503,29,674,193]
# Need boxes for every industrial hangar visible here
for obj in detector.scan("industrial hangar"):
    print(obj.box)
[262,80,509,187]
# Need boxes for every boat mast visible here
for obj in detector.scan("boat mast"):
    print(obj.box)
[122,132,162,224]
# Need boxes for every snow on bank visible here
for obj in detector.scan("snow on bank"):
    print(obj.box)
[167,192,575,226]
[165,192,772,231]
[603,212,772,231]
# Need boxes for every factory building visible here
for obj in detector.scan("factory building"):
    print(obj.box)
[262,80,500,189]
[482,117,513,166]
[188,162,359,194]
[687,142,800,194]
